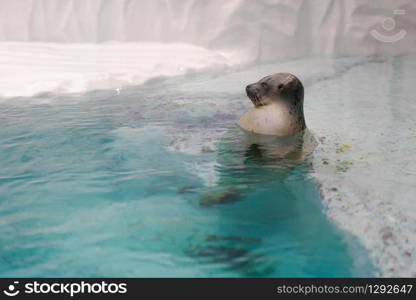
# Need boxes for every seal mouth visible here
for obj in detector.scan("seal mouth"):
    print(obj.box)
[248,93,265,107]
[246,84,265,107]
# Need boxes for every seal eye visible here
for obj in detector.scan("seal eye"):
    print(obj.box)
[261,82,268,89]
[278,84,284,90]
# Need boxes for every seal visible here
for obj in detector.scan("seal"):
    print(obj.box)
[193,73,315,207]
[238,73,305,136]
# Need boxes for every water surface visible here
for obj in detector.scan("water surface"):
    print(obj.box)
[0,76,374,277]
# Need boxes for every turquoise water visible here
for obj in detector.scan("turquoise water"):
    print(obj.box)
[0,78,374,277]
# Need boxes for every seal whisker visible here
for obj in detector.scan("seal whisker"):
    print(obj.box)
[255,93,264,106]
[258,96,265,106]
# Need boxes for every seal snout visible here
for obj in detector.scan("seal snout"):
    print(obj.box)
[246,84,262,106]
[245,84,255,97]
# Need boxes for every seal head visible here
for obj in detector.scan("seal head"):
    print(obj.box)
[239,73,306,136]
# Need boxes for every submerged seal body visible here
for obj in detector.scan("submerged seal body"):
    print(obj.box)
[238,73,305,136]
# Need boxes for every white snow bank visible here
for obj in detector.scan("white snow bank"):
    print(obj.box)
[0,42,229,97]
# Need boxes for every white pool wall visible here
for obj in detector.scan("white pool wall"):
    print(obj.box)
[0,0,415,62]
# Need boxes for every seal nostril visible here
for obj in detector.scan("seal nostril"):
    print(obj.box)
[246,85,253,96]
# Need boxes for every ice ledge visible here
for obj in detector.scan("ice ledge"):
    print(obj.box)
[0,42,229,98]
